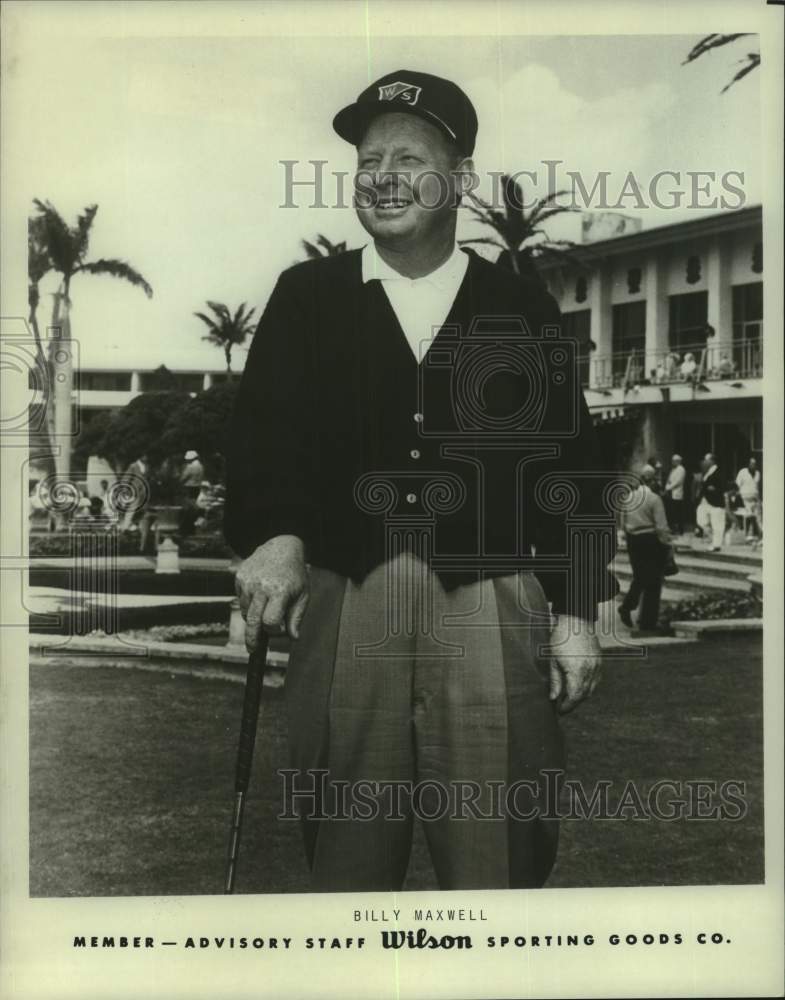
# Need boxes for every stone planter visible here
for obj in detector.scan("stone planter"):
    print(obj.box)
[149,505,182,545]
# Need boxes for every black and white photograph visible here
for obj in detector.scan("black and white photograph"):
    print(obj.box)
[1,2,782,998]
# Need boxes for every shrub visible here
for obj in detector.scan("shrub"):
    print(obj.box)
[659,591,760,626]
[29,530,234,560]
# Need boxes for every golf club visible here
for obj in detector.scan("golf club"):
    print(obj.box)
[224,635,269,894]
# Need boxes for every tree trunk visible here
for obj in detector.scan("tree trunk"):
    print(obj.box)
[225,344,232,372]
[51,285,74,528]
[28,290,57,473]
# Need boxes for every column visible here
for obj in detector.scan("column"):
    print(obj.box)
[706,234,732,357]
[644,253,669,369]
[588,267,613,388]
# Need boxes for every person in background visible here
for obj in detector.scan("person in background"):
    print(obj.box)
[695,453,726,551]
[679,352,697,381]
[703,324,717,374]
[663,352,680,381]
[735,457,762,541]
[180,450,205,502]
[716,353,736,379]
[618,464,671,633]
[646,456,664,494]
[72,487,93,526]
[178,451,205,536]
[690,465,703,537]
[664,454,686,534]
[120,455,149,532]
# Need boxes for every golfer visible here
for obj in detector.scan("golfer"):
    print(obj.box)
[226,70,617,891]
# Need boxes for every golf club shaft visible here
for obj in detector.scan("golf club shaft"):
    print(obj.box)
[224,637,268,894]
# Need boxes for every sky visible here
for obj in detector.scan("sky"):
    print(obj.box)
[4,5,763,371]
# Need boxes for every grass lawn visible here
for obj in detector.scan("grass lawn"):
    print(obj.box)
[29,635,763,896]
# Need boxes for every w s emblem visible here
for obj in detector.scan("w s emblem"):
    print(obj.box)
[378,81,422,106]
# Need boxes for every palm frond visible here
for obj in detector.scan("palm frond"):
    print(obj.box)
[206,300,231,323]
[720,52,761,93]
[32,198,78,275]
[74,204,99,261]
[28,215,52,285]
[458,236,507,250]
[75,259,153,297]
[501,174,526,215]
[233,302,256,330]
[537,189,573,207]
[301,239,322,260]
[682,33,751,65]
[194,311,221,334]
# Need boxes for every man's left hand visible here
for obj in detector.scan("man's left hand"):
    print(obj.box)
[548,615,602,714]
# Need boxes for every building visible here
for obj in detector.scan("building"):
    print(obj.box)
[537,205,763,485]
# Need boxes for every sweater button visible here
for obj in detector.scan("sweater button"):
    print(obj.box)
[406,493,417,504]
[410,449,421,460]
[413,412,423,423]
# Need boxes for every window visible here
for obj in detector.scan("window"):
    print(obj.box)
[74,371,132,391]
[732,282,763,376]
[612,301,646,383]
[139,371,204,393]
[732,282,762,338]
[668,291,707,352]
[560,310,591,387]
[686,255,701,284]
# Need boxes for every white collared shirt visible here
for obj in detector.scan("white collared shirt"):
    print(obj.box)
[665,464,686,500]
[361,242,469,362]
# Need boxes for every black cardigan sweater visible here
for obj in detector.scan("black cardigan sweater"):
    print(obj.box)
[224,248,618,620]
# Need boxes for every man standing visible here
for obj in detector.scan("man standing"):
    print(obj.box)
[735,456,762,541]
[664,454,686,534]
[180,450,204,502]
[226,70,617,891]
[696,453,726,551]
[618,465,670,633]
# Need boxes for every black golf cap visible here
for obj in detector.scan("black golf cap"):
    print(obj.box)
[333,69,478,156]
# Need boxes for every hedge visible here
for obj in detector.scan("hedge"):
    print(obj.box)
[659,591,760,627]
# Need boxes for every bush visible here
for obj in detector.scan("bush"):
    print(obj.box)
[29,532,143,557]
[29,530,234,560]
[659,591,760,627]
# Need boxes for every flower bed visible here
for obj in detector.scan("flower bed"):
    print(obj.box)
[659,591,760,628]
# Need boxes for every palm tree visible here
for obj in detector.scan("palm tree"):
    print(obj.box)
[194,301,256,372]
[459,175,579,284]
[301,234,347,259]
[683,34,760,93]
[30,199,153,497]
[28,214,56,462]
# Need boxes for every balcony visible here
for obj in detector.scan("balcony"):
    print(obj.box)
[589,335,763,392]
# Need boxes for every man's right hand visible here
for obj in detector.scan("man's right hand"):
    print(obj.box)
[234,535,309,651]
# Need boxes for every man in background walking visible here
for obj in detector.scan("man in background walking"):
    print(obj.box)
[618,464,671,634]
[696,453,726,552]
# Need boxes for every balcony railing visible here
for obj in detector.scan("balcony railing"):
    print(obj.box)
[589,334,762,390]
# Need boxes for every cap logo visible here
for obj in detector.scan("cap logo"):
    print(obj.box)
[378,81,422,106]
